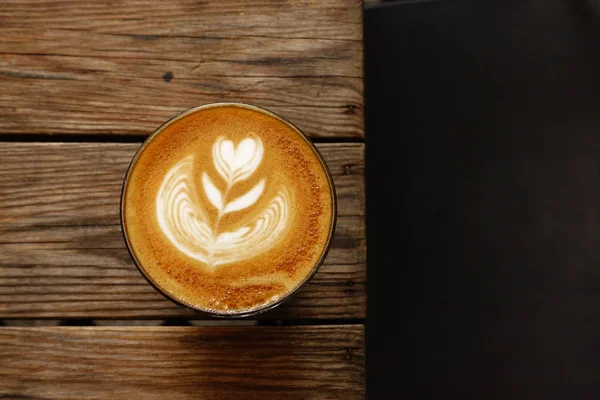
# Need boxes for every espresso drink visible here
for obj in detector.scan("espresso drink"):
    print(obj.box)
[122,104,335,315]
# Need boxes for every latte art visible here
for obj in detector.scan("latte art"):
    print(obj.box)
[156,136,292,268]
[122,104,335,315]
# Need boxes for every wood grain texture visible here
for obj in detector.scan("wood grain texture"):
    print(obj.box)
[0,325,365,399]
[0,143,365,319]
[0,0,364,138]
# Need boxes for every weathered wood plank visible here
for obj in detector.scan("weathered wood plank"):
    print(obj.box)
[0,0,364,137]
[0,143,365,318]
[0,76,363,137]
[0,1,363,40]
[0,30,361,77]
[0,325,365,399]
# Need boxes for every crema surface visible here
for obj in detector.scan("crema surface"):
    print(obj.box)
[122,105,335,315]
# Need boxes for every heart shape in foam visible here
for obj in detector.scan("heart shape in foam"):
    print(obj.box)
[213,136,263,184]
[219,138,257,171]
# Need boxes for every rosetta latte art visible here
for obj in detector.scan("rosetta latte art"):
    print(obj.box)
[156,136,291,268]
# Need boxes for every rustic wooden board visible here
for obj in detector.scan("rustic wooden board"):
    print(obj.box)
[0,143,365,318]
[0,325,365,399]
[0,0,364,138]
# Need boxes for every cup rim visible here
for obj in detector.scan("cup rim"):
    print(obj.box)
[120,102,338,318]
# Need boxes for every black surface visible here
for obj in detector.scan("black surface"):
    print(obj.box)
[365,1,600,398]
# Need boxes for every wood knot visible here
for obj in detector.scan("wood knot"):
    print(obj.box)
[163,71,174,82]
[344,104,358,115]
[345,347,354,360]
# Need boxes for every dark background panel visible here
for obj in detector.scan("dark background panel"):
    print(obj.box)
[366,1,600,398]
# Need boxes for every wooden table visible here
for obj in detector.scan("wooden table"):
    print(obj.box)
[0,1,365,398]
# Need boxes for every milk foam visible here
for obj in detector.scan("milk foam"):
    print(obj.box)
[156,136,292,268]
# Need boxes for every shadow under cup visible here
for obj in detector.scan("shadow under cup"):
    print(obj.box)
[120,103,337,317]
